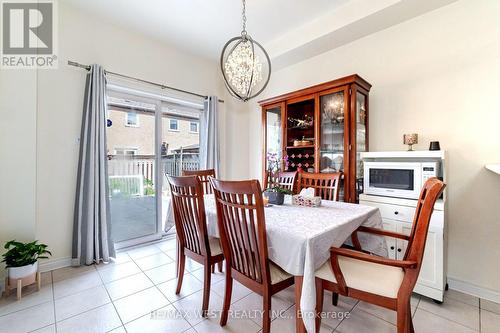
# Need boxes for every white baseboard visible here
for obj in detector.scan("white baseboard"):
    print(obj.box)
[38,257,72,272]
[448,276,500,303]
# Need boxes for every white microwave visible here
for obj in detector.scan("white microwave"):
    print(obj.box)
[363,161,439,199]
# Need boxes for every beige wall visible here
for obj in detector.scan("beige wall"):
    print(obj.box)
[0,71,37,257]
[246,0,500,293]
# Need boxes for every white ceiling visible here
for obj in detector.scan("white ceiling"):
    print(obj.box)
[65,0,458,67]
[65,0,350,59]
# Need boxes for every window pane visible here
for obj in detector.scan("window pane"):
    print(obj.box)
[169,119,178,130]
[126,112,138,126]
[266,107,281,158]
[190,122,198,133]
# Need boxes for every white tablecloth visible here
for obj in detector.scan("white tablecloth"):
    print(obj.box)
[166,195,387,332]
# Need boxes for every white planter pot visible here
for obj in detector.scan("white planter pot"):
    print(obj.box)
[8,262,38,286]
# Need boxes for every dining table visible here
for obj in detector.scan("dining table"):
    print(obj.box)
[166,194,387,333]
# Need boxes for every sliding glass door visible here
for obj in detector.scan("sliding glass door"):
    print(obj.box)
[106,96,162,248]
[106,86,202,248]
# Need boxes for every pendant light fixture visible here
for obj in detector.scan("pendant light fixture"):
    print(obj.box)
[220,0,271,102]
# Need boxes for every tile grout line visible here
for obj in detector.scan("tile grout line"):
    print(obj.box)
[41,250,176,331]
[25,272,57,333]
[51,266,103,300]
[51,271,57,332]
[417,307,480,332]
[332,299,359,331]
[0,276,54,319]
[353,303,397,327]
[478,299,482,333]
[99,245,180,303]
[118,243,197,331]
[95,263,127,333]
[150,241,247,331]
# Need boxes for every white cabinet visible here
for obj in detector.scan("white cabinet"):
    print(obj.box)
[360,195,446,302]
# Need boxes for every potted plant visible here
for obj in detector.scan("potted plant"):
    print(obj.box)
[264,153,293,205]
[2,240,51,289]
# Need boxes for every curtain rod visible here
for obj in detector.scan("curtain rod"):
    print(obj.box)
[67,60,224,103]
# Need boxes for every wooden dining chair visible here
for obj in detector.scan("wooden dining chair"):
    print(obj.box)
[297,172,342,201]
[209,178,295,333]
[314,178,445,333]
[265,171,298,193]
[182,169,222,272]
[183,169,216,194]
[167,175,224,317]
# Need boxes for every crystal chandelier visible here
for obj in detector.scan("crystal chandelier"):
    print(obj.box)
[220,0,271,102]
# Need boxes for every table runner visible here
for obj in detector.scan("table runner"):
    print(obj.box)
[166,194,387,332]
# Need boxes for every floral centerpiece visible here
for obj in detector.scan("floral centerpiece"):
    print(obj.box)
[264,152,292,205]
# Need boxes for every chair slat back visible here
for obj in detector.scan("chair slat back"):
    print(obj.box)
[210,178,270,284]
[183,169,216,194]
[167,175,210,257]
[297,172,342,201]
[276,171,297,192]
[404,178,446,266]
[266,171,297,193]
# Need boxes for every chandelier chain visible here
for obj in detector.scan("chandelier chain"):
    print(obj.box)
[241,0,247,36]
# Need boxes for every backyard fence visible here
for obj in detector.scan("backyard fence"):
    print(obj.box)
[108,154,200,184]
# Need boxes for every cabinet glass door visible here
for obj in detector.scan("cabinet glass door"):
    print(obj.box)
[265,107,282,156]
[264,106,282,180]
[355,91,368,202]
[320,91,346,200]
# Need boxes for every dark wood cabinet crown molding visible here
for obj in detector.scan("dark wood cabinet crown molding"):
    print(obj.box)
[258,74,372,107]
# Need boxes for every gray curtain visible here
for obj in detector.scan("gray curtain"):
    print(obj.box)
[199,96,220,175]
[72,64,115,266]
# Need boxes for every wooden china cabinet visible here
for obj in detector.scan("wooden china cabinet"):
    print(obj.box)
[259,75,371,203]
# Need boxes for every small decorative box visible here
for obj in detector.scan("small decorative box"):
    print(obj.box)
[292,195,321,207]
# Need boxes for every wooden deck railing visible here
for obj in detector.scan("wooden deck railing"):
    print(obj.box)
[107,155,200,183]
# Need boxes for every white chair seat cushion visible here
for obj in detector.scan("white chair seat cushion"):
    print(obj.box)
[208,237,223,256]
[270,261,292,284]
[315,256,404,298]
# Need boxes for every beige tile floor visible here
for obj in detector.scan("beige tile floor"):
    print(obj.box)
[1,238,499,333]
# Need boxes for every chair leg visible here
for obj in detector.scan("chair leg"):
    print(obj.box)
[175,251,186,294]
[315,278,324,333]
[262,292,271,333]
[408,302,414,333]
[220,264,233,326]
[202,262,212,317]
[331,292,339,306]
[175,238,180,277]
[217,260,223,273]
[211,264,215,273]
[396,300,409,333]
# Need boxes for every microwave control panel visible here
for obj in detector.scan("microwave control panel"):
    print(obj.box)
[421,162,439,182]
